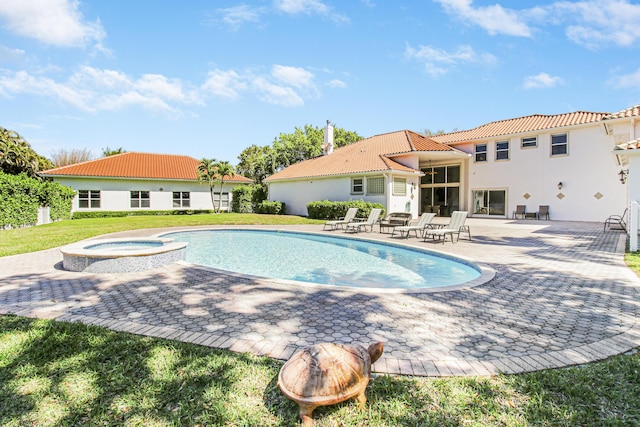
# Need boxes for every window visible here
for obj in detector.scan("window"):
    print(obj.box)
[475,144,487,162]
[496,141,509,160]
[421,165,460,184]
[521,136,537,148]
[213,192,229,210]
[473,190,506,216]
[78,190,100,208]
[367,176,385,195]
[551,133,568,156]
[130,191,150,208]
[172,192,190,208]
[392,177,406,196]
[351,178,364,194]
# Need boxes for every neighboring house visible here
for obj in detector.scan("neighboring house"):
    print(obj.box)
[266,106,640,222]
[40,152,252,213]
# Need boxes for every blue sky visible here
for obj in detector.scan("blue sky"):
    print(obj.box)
[1,0,639,164]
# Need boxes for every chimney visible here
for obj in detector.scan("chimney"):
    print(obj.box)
[323,119,334,155]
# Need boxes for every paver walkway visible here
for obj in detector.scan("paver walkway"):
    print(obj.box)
[1,218,639,377]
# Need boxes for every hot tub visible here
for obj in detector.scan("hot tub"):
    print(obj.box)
[60,237,188,273]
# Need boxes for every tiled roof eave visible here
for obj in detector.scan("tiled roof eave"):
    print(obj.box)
[39,173,250,183]
[266,167,420,182]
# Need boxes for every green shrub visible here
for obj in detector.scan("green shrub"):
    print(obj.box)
[71,210,214,219]
[256,201,285,215]
[231,185,254,213]
[0,172,74,228]
[306,199,385,220]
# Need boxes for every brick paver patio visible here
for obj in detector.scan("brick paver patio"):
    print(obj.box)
[1,218,639,376]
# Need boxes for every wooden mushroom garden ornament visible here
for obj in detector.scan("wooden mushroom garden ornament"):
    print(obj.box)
[277,341,384,426]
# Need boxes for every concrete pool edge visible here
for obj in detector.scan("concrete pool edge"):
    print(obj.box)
[158,227,496,294]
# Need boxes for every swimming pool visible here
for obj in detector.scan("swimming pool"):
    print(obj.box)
[162,229,491,291]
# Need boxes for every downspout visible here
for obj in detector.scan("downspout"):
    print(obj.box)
[384,173,392,214]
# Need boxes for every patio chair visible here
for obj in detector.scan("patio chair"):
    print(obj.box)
[345,208,382,233]
[537,205,550,220]
[424,211,470,243]
[512,205,526,219]
[323,207,358,231]
[392,212,436,238]
[379,212,412,233]
[604,207,628,231]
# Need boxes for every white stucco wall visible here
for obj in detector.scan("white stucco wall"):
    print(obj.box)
[455,124,627,222]
[52,177,242,212]
[267,174,417,217]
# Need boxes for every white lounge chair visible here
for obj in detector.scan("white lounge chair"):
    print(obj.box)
[345,208,382,233]
[423,211,470,243]
[392,212,436,238]
[323,207,358,231]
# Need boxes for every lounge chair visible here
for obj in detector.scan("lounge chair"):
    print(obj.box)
[604,207,628,231]
[512,205,526,219]
[323,207,358,231]
[424,211,470,243]
[392,213,436,238]
[537,205,550,220]
[379,212,412,233]
[345,208,382,233]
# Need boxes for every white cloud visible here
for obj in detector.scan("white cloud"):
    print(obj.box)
[0,45,25,63]
[271,65,315,88]
[433,0,532,37]
[327,79,347,88]
[273,0,349,23]
[210,5,266,29]
[609,68,640,89]
[202,69,247,99]
[523,72,564,89]
[252,77,304,107]
[550,0,640,49]
[405,44,497,77]
[0,0,105,48]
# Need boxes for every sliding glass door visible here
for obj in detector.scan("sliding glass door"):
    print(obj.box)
[472,189,506,216]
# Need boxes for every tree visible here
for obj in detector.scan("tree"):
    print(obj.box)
[197,158,236,213]
[0,126,53,177]
[236,124,362,184]
[102,147,126,157]
[50,148,93,167]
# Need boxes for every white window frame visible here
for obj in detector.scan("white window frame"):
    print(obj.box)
[521,136,537,149]
[367,176,385,195]
[496,141,509,161]
[78,190,100,208]
[172,191,191,208]
[351,177,364,195]
[130,191,150,208]
[475,144,487,162]
[551,133,568,156]
[392,177,406,196]
[213,192,230,210]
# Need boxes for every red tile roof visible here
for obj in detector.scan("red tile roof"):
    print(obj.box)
[431,111,609,144]
[40,152,252,182]
[605,104,640,119]
[265,130,460,181]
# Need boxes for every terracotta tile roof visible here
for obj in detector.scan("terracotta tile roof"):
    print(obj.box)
[431,111,609,144]
[39,152,252,182]
[605,105,640,119]
[265,130,459,181]
[615,138,640,151]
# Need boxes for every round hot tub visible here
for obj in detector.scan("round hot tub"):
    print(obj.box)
[60,237,188,273]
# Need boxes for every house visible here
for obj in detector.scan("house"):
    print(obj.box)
[40,152,252,213]
[266,106,640,222]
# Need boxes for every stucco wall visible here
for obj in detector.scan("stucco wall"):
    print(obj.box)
[455,124,626,222]
[53,177,240,212]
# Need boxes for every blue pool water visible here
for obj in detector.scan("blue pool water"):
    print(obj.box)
[86,241,165,251]
[163,229,480,290]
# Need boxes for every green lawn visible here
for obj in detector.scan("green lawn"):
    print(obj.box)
[1,216,639,426]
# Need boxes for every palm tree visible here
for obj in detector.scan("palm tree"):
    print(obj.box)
[212,160,236,213]
[197,158,219,211]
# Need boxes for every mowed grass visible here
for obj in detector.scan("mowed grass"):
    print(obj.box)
[1,217,640,426]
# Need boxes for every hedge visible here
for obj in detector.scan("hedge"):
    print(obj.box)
[71,210,214,219]
[0,172,75,229]
[306,200,385,220]
[256,201,285,215]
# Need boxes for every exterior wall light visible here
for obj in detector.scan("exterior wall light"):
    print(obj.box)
[557,182,563,190]
[619,169,629,184]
